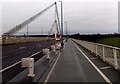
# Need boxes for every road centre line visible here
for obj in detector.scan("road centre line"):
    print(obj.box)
[19,46,26,49]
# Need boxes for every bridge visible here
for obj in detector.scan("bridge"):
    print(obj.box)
[0,1,120,84]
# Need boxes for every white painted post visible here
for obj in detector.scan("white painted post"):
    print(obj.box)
[113,49,118,69]
[51,45,56,53]
[43,49,50,60]
[47,52,50,60]
[28,58,35,77]
[55,43,61,50]
[21,58,35,77]
[102,46,105,61]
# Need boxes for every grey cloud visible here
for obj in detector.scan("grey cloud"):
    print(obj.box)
[2,1,118,35]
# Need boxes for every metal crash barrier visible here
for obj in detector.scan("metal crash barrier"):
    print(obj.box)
[72,39,120,71]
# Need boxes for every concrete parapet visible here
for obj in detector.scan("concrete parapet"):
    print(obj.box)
[1,36,54,45]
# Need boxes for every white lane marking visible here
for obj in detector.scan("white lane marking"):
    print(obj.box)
[0,50,43,73]
[72,41,112,83]
[19,46,26,49]
[38,46,41,48]
[100,66,112,70]
[29,51,41,58]
[90,57,98,60]
[0,61,21,73]
[0,46,50,73]
[44,53,61,83]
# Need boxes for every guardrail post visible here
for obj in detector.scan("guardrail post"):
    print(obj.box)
[55,43,61,53]
[102,46,105,61]
[43,49,50,60]
[28,58,35,77]
[21,58,35,77]
[113,49,118,69]
[51,45,56,53]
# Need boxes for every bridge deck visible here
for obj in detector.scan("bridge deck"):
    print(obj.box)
[44,39,119,83]
[5,39,119,83]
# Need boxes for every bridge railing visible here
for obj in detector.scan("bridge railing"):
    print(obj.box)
[1,36,54,45]
[72,38,120,71]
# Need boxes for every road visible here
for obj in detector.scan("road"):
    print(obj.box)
[1,39,57,83]
[43,39,120,83]
[2,40,56,68]
[1,39,120,83]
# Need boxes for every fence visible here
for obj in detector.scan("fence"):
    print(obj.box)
[1,36,54,45]
[72,39,120,71]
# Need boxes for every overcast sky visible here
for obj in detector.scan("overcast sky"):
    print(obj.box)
[1,0,119,35]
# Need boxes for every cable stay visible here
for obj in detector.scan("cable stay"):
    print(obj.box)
[47,2,61,41]
[2,2,56,36]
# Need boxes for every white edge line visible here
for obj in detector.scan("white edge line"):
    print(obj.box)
[72,41,112,83]
[0,46,51,72]
[0,61,21,73]
[44,52,61,83]
[29,51,40,58]
[0,50,43,73]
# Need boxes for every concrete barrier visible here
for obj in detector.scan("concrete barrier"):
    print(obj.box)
[1,36,55,45]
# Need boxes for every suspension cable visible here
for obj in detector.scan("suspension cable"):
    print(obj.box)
[2,2,56,36]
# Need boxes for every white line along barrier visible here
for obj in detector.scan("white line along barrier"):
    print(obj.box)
[72,38,120,71]
[21,58,35,77]
[43,49,50,60]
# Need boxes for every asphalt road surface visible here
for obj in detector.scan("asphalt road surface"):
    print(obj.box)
[2,40,56,68]
[43,39,120,83]
[1,39,120,83]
